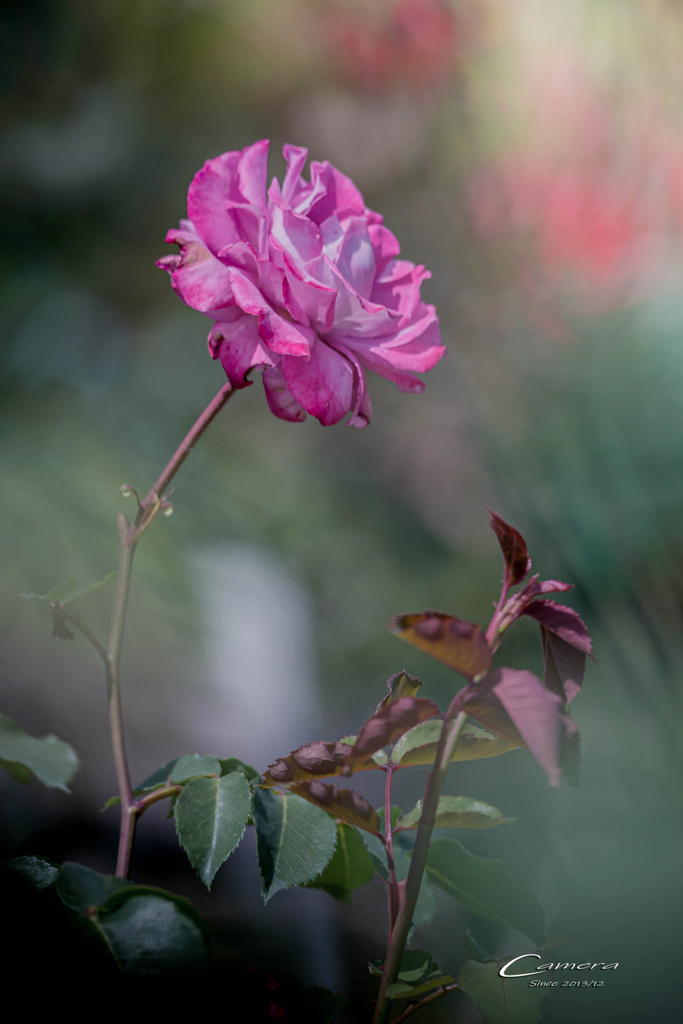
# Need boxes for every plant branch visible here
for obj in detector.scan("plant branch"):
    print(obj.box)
[390,983,459,1024]
[137,380,235,524]
[384,763,400,935]
[485,568,511,649]
[134,784,183,813]
[372,709,469,1024]
[104,380,237,879]
[54,605,108,661]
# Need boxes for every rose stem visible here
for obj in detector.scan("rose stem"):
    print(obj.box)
[372,707,468,1024]
[373,571,510,1023]
[384,762,400,935]
[107,380,236,878]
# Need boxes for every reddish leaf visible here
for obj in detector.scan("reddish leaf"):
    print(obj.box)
[522,600,593,658]
[487,509,532,586]
[454,668,577,787]
[453,681,525,749]
[389,612,491,679]
[262,739,381,788]
[291,781,381,834]
[540,627,584,704]
[520,576,574,600]
[491,669,566,787]
[378,670,423,709]
[346,696,441,768]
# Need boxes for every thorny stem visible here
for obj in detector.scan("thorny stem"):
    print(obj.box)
[372,707,469,1024]
[105,380,236,879]
[384,763,400,935]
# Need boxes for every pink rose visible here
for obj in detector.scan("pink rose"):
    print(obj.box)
[158,140,444,426]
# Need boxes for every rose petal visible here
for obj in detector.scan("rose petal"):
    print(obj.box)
[262,366,307,422]
[282,144,309,203]
[258,307,316,358]
[237,138,269,209]
[157,234,234,314]
[187,151,244,255]
[368,223,401,274]
[208,314,275,387]
[282,341,355,425]
[371,261,431,319]
[308,161,366,223]
[335,217,376,300]
[282,251,337,332]
[331,340,373,428]
[270,203,323,264]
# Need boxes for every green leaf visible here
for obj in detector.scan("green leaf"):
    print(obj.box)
[170,754,221,783]
[464,929,496,963]
[426,838,546,946]
[132,758,179,795]
[392,720,521,768]
[252,787,337,902]
[307,824,375,902]
[218,757,260,783]
[56,862,133,910]
[369,950,456,1001]
[92,886,212,974]
[458,957,545,1023]
[396,795,514,831]
[378,670,423,708]
[175,772,252,888]
[21,571,119,606]
[1,760,33,784]
[0,714,79,791]
[8,855,59,890]
[346,697,441,769]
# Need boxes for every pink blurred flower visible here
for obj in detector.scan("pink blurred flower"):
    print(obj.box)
[324,0,460,94]
[158,140,444,426]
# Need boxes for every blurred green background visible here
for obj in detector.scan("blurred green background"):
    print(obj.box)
[2,1,682,1019]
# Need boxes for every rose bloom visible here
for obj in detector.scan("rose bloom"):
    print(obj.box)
[158,140,444,426]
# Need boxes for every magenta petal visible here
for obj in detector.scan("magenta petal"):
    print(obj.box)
[224,201,265,253]
[270,203,323,263]
[282,341,354,425]
[308,161,366,223]
[209,314,274,387]
[255,258,286,309]
[332,340,372,428]
[336,217,376,299]
[282,144,308,203]
[262,366,307,422]
[229,267,313,357]
[355,349,425,393]
[187,153,243,255]
[258,308,316,358]
[368,223,401,273]
[371,261,431,318]
[158,237,234,314]
[282,252,337,332]
[237,139,269,209]
[364,316,446,373]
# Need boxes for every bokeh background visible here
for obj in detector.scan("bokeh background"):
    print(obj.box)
[2,0,682,1019]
